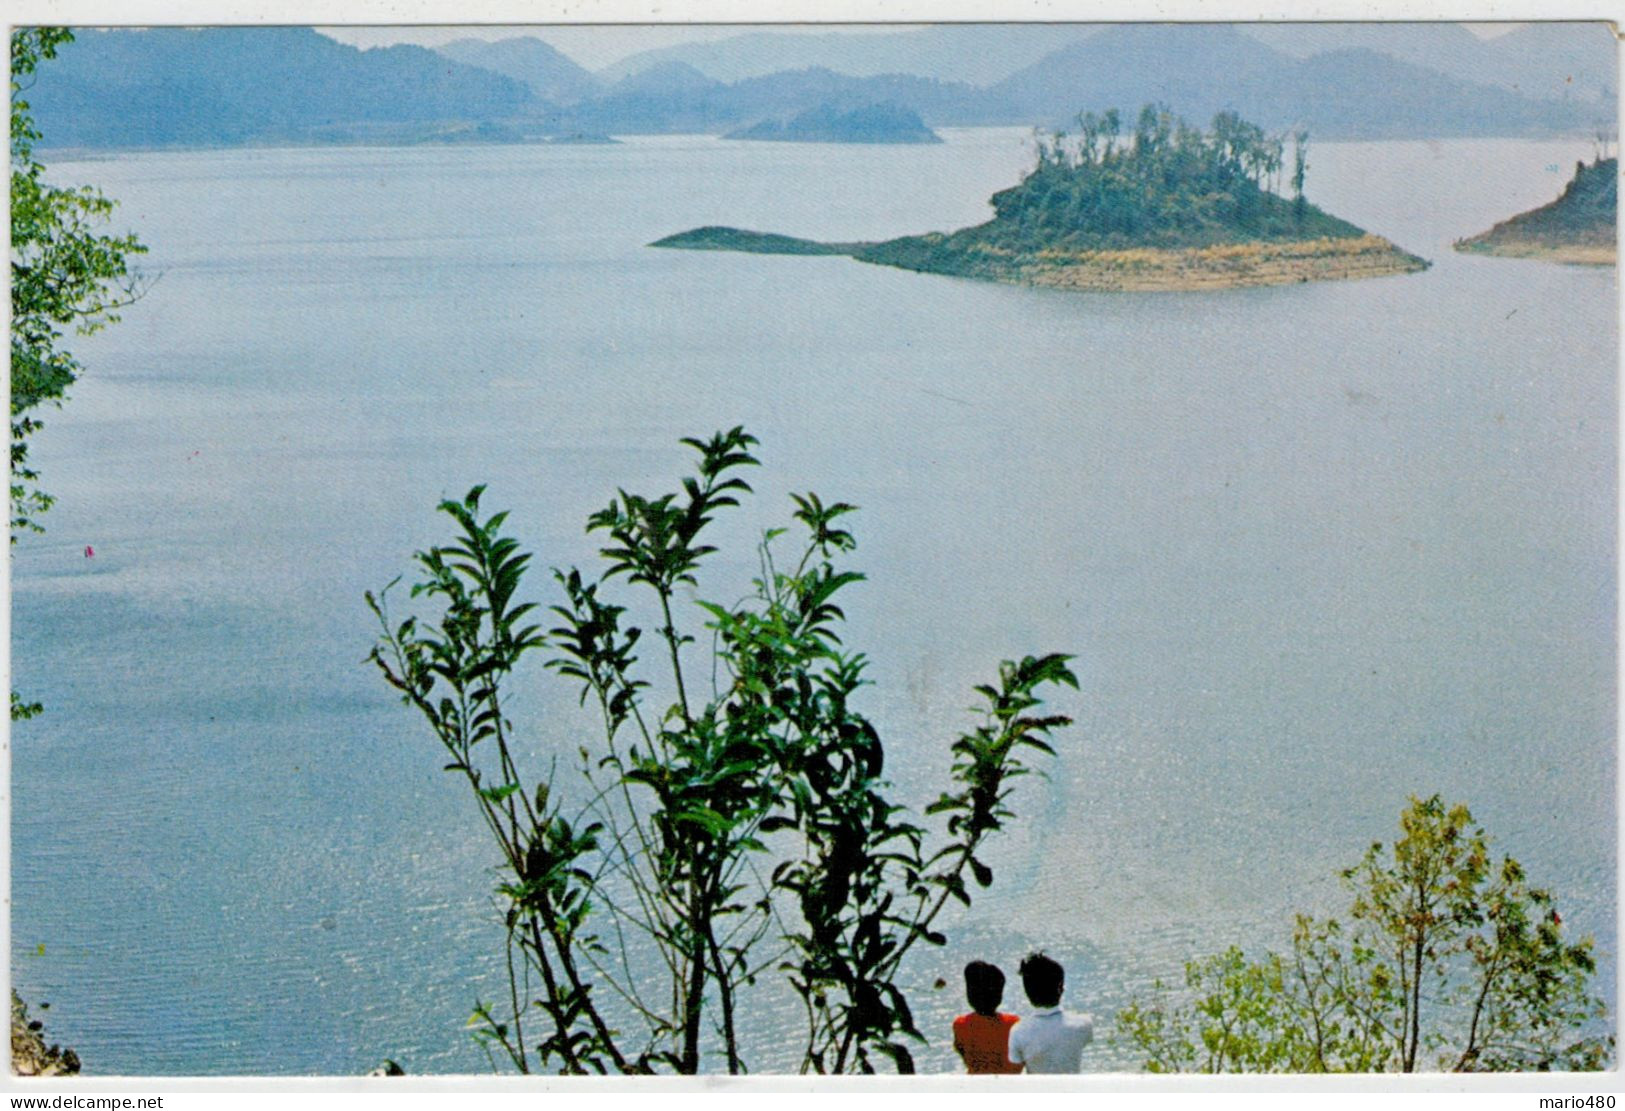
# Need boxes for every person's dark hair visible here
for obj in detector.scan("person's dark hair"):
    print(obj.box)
[963,960,1006,1016]
[1019,952,1064,1008]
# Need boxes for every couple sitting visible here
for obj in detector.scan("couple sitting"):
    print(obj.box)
[951,953,1093,1074]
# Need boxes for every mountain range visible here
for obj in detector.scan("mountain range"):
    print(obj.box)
[596,21,1615,104]
[987,24,1600,137]
[26,27,535,148]
[1244,22,1614,102]
[529,62,1012,134]
[23,23,1617,151]
[435,35,600,104]
[596,25,1092,86]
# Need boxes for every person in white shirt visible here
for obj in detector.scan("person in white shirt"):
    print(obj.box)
[1006,952,1093,1073]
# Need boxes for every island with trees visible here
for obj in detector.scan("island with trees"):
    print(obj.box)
[657,105,1429,291]
[10,22,1616,1074]
[1453,155,1617,265]
[724,101,943,144]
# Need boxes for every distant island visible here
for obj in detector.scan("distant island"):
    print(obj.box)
[1453,157,1616,265]
[539,132,619,144]
[724,102,943,144]
[296,121,618,146]
[656,106,1428,292]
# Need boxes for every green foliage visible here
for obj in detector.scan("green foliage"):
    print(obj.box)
[369,429,1077,1074]
[1117,795,1612,1073]
[866,104,1362,264]
[1117,946,1309,1073]
[1456,156,1618,253]
[650,226,857,256]
[12,28,147,537]
[10,27,146,720]
[1291,129,1309,221]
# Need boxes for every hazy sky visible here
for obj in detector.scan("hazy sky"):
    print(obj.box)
[316,21,1522,72]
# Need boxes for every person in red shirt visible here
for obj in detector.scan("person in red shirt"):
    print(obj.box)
[951,960,1022,1074]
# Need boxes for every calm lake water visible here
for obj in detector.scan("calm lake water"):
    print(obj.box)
[11,130,1617,1074]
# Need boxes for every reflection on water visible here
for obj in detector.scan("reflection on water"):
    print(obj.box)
[11,131,1615,1074]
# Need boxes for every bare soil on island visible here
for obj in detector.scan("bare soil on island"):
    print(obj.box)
[652,227,1428,292]
[1455,242,1614,265]
[864,234,1426,292]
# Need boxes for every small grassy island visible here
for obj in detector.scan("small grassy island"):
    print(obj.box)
[724,102,943,144]
[1454,157,1617,265]
[657,105,1428,292]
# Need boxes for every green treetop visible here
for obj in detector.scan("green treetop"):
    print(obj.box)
[975,104,1360,251]
[1119,795,1612,1073]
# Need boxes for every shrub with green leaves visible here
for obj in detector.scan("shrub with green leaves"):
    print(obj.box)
[1117,795,1612,1072]
[368,428,1077,1073]
[11,27,147,722]
[946,105,1349,253]
[11,27,146,542]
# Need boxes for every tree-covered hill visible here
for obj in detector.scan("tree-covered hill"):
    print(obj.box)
[941,105,1359,252]
[1454,157,1617,264]
[658,105,1428,292]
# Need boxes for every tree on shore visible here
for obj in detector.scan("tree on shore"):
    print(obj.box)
[11,28,145,538]
[1291,128,1309,222]
[1117,795,1612,1072]
[367,428,1078,1073]
[11,27,146,718]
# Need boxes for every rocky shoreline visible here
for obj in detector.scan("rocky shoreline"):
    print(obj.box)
[652,226,1428,291]
[1452,239,1614,266]
[11,992,80,1076]
[861,232,1427,291]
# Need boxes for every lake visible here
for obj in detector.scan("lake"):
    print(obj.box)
[10,130,1616,1074]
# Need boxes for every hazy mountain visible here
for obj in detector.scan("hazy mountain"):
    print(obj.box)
[607,60,725,96]
[994,24,1286,124]
[1286,48,1596,138]
[1245,20,1614,104]
[723,68,1009,125]
[27,27,536,148]
[595,21,1617,107]
[1482,22,1616,103]
[1244,23,1492,69]
[544,65,1006,134]
[595,22,1612,134]
[992,24,1599,138]
[26,24,1611,149]
[598,25,1095,85]
[436,36,600,103]
[536,62,730,134]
